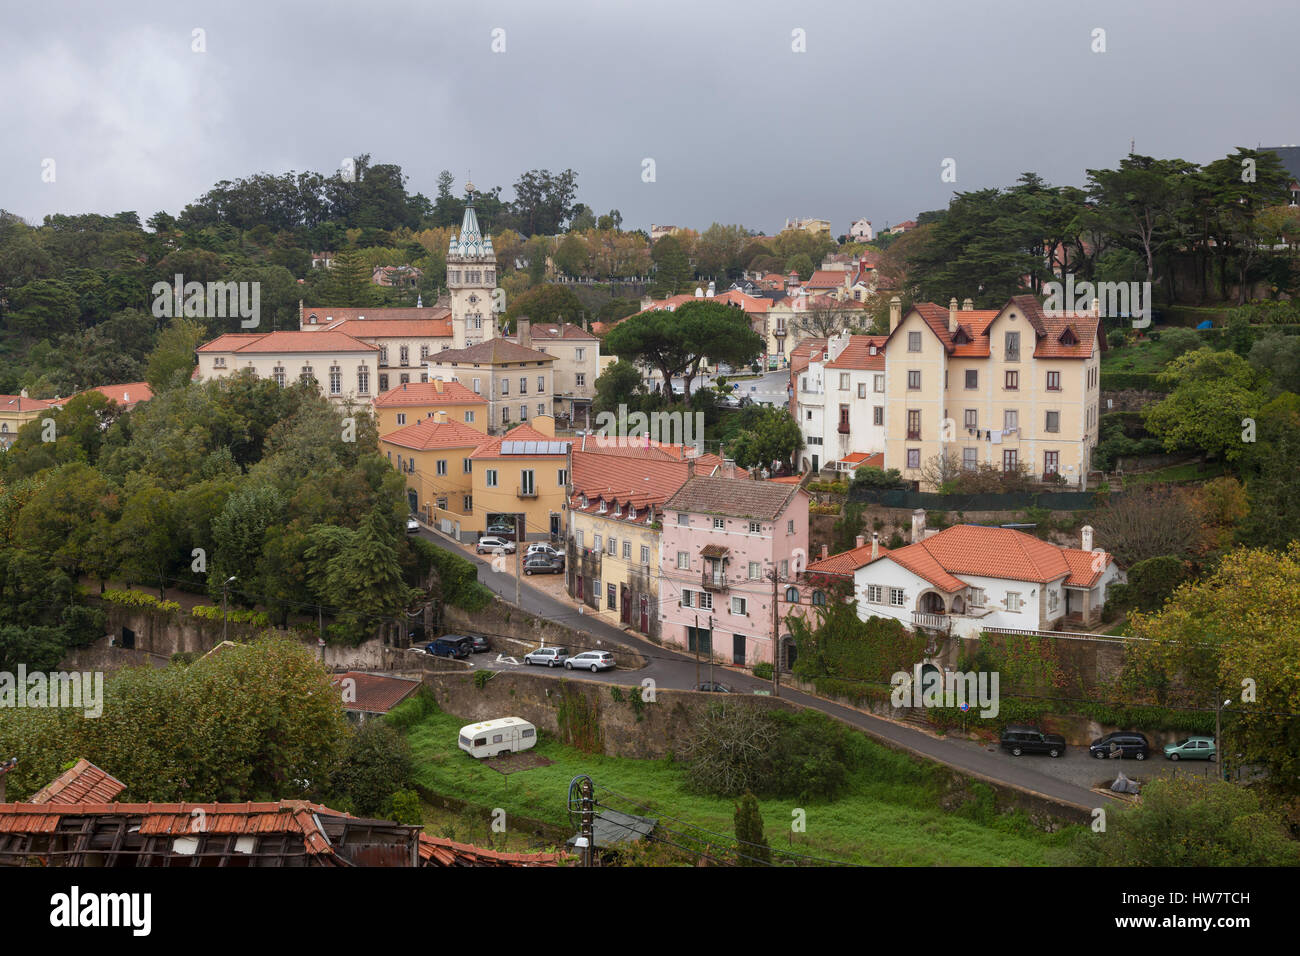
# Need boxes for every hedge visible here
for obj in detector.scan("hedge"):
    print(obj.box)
[1099,371,1172,393]
[102,590,181,615]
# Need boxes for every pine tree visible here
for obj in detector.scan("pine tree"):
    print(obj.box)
[326,249,377,306]
[733,791,771,866]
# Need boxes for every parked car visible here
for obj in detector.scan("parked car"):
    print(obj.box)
[1089,732,1150,760]
[1164,736,1217,761]
[696,681,733,693]
[462,635,490,654]
[486,523,516,537]
[476,536,516,554]
[523,645,568,667]
[523,555,564,575]
[526,542,562,558]
[424,637,471,659]
[999,724,1066,758]
[406,516,420,534]
[565,651,615,672]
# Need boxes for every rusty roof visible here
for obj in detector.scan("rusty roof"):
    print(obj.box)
[417,834,571,867]
[665,476,806,521]
[330,672,422,714]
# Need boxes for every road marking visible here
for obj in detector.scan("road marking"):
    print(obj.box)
[495,654,521,666]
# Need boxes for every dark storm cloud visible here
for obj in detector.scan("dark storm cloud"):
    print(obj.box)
[2,0,1295,234]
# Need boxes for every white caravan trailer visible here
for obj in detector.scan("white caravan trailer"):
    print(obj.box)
[458,717,538,758]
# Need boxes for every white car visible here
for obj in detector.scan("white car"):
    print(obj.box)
[526,542,562,558]
[564,651,615,672]
[406,516,420,534]
[476,536,516,554]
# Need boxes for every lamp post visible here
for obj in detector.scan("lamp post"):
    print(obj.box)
[1215,696,1232,782]
[222,576,237,642]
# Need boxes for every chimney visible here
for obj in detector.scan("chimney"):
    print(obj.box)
[820,544,829,559]
[434,378,444,394]
[948,297,959,334]
[723,458,736,479]
[1081,525,1094,553]
[686,458,696,479]
[402,382,407,391]
[123,391,129,403]
[640,294,653,310]
[436,410,448,424]
[911,508,926,542]
[962,297,974,311]
[518,317,531,348]
[855,534,865,549]
[871,531,880,560]
[889,296,902,333]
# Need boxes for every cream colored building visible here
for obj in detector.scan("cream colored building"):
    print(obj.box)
[380,414,484,530]
[882,295,1102,490]
[446,186,500,349]
[426,338,557,434]
[0,393,54,449]
[505,318,600,422]
[194,331,378,405]
[470,421,571,541]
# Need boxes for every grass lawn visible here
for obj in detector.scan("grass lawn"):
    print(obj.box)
[401,699,1080,866]
[1101,337,1183,373]
[1121,461,1226,485]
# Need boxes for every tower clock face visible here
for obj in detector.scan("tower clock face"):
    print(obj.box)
[468,294,479,304]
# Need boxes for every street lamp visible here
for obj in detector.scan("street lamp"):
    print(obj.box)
[222,576,237,642]
[1215,697,1232,782]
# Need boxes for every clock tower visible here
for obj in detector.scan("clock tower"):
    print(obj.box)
[447,183,498,349]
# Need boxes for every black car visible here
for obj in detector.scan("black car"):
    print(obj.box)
[1089,731,1150,761]
[999,724,1066,758]
[461,635,490,654]
[696,681,733,693]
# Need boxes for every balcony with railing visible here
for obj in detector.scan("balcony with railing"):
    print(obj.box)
[701,568,728,591]
[912,611,951,632]
[838,420,851,434]
[517,485,538,498]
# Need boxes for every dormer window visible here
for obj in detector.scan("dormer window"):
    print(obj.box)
[1059,326,1079,346]
[580,495,588,509]
[597,500,608,514]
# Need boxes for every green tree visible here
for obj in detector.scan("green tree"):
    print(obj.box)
[330,720,415,817]
[726,406,803,473]
[502,282,583,330]
[145,316,206,391]
[1066,777,1300,866]
[1143,349,1266,462]
[322,248,377,306]
[592,359,645,415]
[650,234,691,293]
[672,300,765,398]
[733,792,771,866]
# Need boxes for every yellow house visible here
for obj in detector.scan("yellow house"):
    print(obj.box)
[469,420,571,541]
[882,295,1102,489]
[379,414,484,535]
[372,379,488,439]
[0,393,54,449]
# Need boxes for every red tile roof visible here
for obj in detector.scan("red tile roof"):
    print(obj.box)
[513,322,598,341]
[570,450,742,511]
[836,452,883,470]
[807,541,889,577]
[323,318,453,339]
[0,394,53,412]
[824,335,888,371]
[67,383,153,409]
[471,424,569,459]
[664,475,806,521]
[373,380,487,407]
[29,759,126,805]
[805,270,848,289]
[872,525,1114,592]
[891,298,1099,361]
[330,672,421,714]
[381,418,488,452]
[430,339,555,366]
[197,331,377,354]
[418,834,570,867]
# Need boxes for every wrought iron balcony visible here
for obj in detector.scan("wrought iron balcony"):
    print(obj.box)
[701,569,728,592]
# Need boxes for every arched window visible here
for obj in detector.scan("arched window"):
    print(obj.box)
[785,586,800,603]
[812,590,827,606]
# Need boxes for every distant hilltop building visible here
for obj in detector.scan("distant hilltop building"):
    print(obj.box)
[372,264,423,288]
[888,220,917,235]
[650,224,680,242]
[849,217,874,242]
[785,217,832,237]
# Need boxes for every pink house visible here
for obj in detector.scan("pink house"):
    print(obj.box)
[659,473,810,667]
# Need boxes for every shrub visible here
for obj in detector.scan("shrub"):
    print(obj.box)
[752,661,773,680]
[852,465,906,490]
[1126,555,1190,611]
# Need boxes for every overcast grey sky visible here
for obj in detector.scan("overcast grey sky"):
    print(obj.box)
[2,0,1295,235]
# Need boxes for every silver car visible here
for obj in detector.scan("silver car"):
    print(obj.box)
[524,646,568,667]
[526,542,562,558]
[565,651,615,672]
[476,536,516,554]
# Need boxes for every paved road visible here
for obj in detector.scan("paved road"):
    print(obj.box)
[420,529,1113,813]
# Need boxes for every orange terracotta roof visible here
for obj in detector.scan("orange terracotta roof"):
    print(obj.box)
[1062,547,1113,587]
[330,672,421,714]
[805,270,847,289]
[875,525,1111,592]
[570,450,741,511]
[418,833,570,867]
[381,418,488,452]
[73,382,153,408]
[373,380,487,407]
[471,424,569,459]
[808,541,889,576]
[664,475,805,521]
[0,394,53,412]
[836,452,883,470]
[513,322,598,341]
[825,335,888,371]
[711,290,772,312]
[324,318,453,338]
[768,475,802,484]
[197,331,376,354]
[29,759,126,805]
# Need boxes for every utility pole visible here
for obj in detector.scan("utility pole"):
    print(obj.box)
[515,514,523,609]
[708,614,714,689]
[766,565,782,697]
[568,775,596,868]
[694,612,700,689]
[221,575,236,642]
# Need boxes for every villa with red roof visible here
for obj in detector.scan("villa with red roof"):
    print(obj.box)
[796,331,888,474]
[850,515,1123,637]
[372,378,488,437]
[0,393,54,448]
[882,294,1104,489]
[195,330,378,404]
